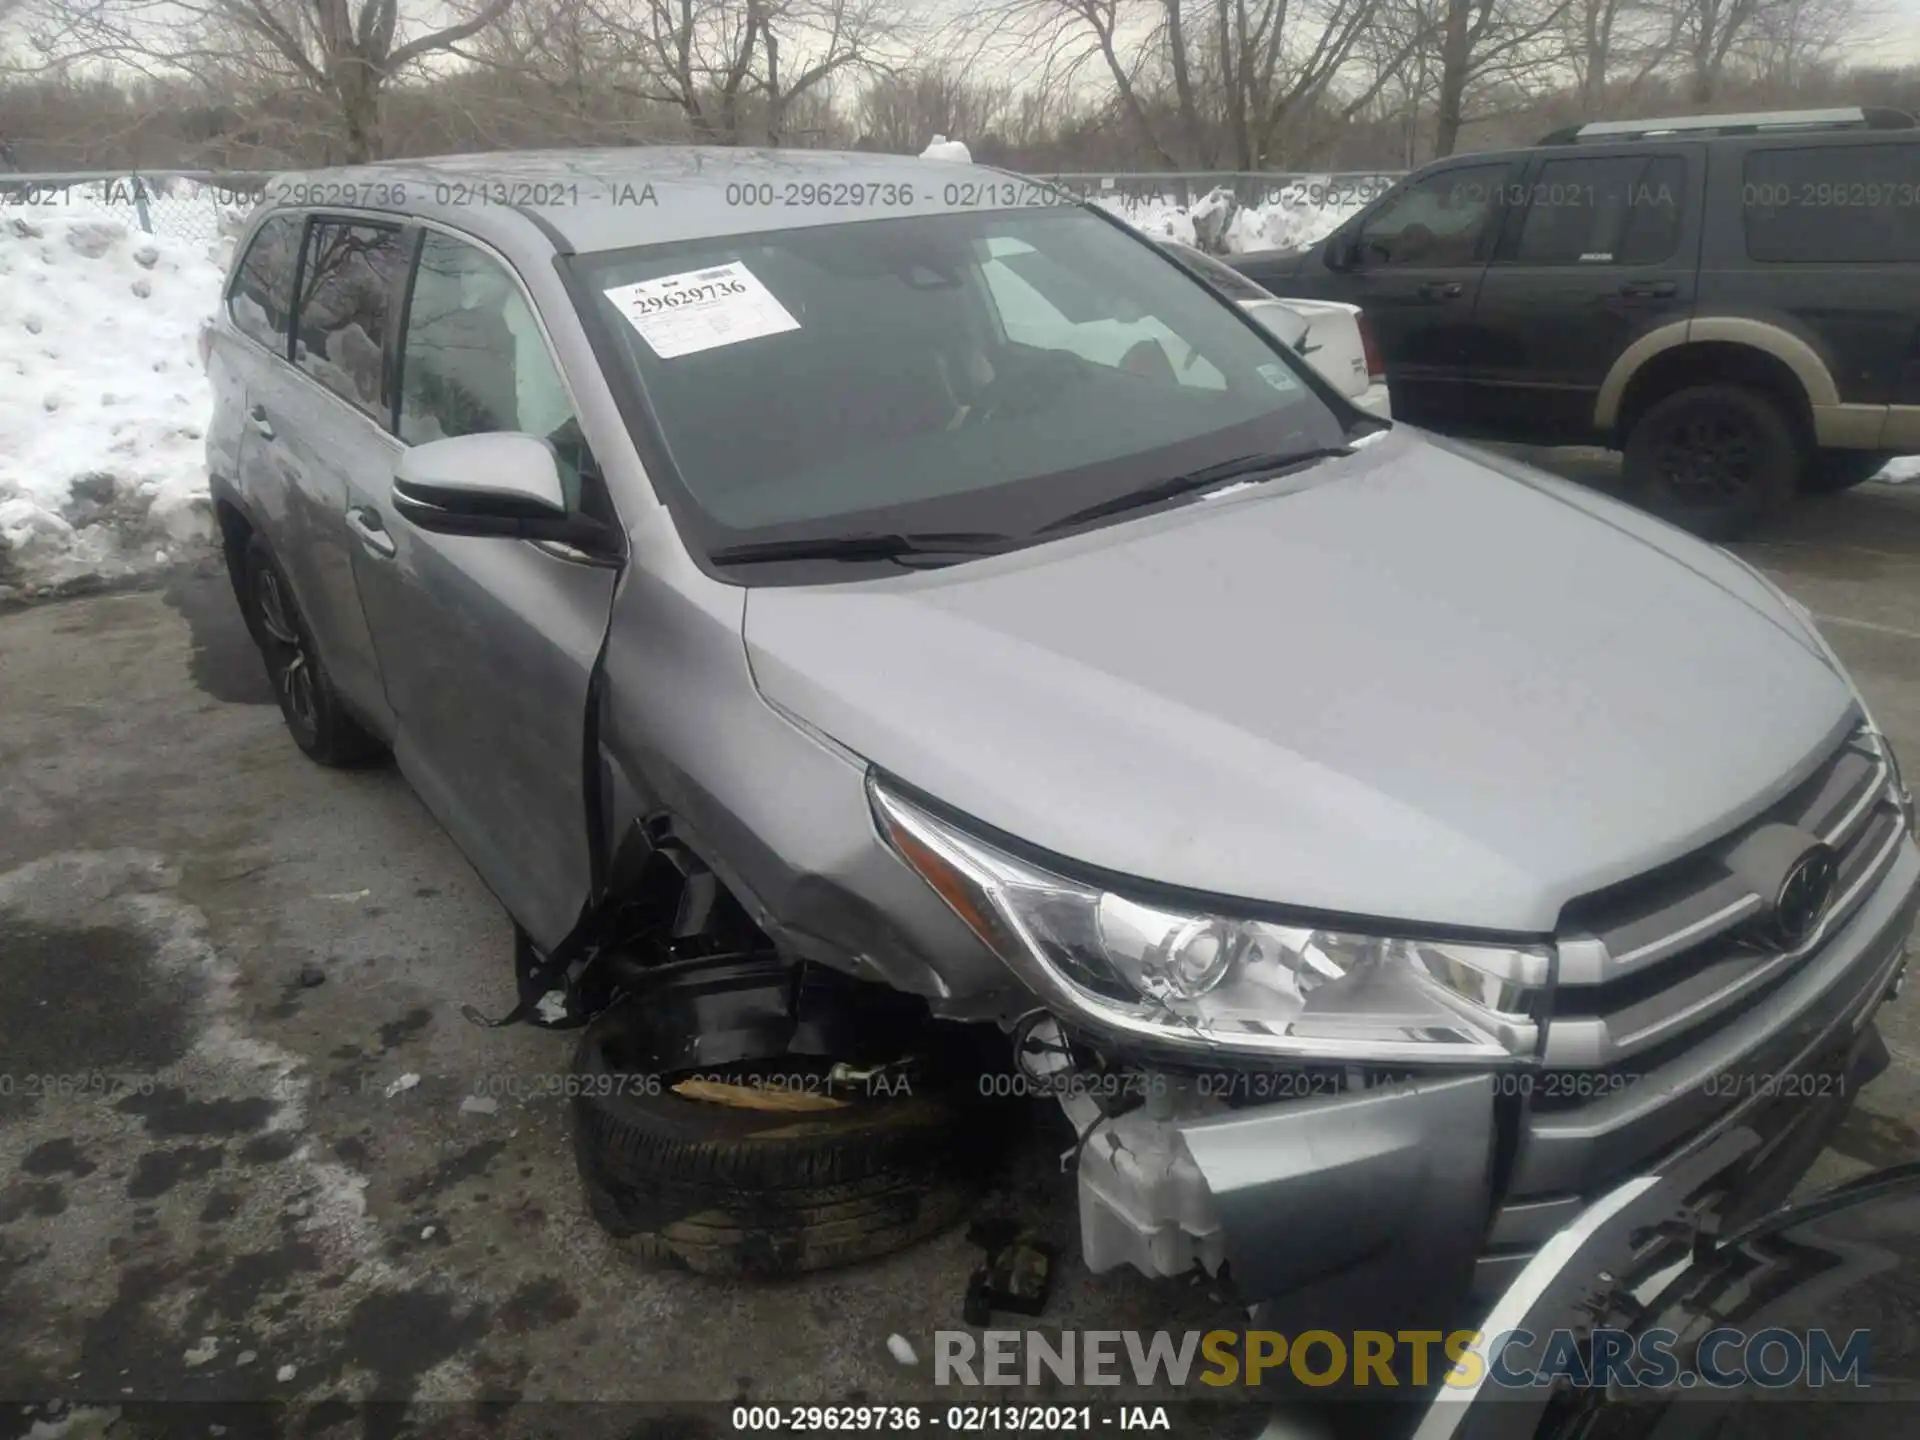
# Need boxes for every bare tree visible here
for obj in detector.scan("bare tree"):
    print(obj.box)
[1652,0,1769,103]
[541,0,900,146]
[856,66,1013,153]
[958,0,1388,169]
[1427,0,1575,155]
[29,0,515,161]
[1740,0,1864,95]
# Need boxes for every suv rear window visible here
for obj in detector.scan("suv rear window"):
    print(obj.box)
[1742,143,1920,263]
[228,213,302,352]
[291,220,409,416]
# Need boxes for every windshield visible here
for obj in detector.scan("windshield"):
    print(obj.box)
[568,206,1351,572]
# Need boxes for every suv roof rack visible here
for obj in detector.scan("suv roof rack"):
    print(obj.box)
[1537,106,1917,145]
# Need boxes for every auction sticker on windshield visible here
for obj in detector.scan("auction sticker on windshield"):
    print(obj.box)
[602,261,800,358]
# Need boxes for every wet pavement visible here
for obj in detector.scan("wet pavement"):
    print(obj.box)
[0,563,1242,1440]
[2,470,1919,1438]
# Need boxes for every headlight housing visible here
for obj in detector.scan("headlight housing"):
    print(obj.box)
[870,776,1545,1063]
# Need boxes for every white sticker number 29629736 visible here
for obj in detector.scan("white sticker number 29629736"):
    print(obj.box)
[601,261,800,359]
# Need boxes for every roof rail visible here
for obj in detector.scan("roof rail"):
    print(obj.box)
[1537,106,1917,145]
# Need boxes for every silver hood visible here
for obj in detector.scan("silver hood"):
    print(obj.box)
[742,430,1855,933]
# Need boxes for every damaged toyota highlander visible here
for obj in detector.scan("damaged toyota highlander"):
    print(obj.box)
[205,147,1920,1325]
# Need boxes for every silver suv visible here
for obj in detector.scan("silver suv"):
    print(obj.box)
[207,147,1919,1327]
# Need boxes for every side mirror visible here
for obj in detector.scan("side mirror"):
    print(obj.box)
[391,433,612,550]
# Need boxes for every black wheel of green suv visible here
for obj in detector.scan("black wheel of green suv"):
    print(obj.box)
[1804,450,1894,494]
[243,534,384,767]
[1623,384,1802,540]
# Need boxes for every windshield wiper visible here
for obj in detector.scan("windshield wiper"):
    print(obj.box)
[1038,446,1355,534]
[708,530,1015,567]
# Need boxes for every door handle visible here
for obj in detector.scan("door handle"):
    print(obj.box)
[1619,280,1678,299]
[344,507,397,559]
[1416,280,1465,300]
[247,404,275,440]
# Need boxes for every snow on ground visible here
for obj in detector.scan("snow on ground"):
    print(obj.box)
[0,200,235,602]
[0,172,1912,599]
[1089,176,1377,255]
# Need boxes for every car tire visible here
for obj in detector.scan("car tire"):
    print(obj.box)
[1623,384,1803,539]
[1803,450,1894,494]
[569,985,995,1277]
[242,535,384,767]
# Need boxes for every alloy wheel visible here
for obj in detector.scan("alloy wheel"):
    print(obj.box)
[1654,410,1760,504]
[255,567,317,734]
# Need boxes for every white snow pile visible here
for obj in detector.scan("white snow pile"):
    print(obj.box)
[0,207,232,601]
[920,135,974,163]
[1092,177,1376,256]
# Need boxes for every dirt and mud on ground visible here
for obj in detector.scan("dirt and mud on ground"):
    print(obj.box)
[3,467,1919,1440]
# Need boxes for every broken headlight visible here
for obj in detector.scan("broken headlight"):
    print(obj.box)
[870,776,1544,1063]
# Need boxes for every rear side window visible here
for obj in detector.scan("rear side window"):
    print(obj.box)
[1510,156,1687,265]
[227,214,301,351]
[291,220,408,416]
[1743,144,1920,263]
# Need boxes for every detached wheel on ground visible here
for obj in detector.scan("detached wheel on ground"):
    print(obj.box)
[1803,450,1894,494]
[570,959,999,1277]
[1622,384,1802,539]
[242,534,384,766]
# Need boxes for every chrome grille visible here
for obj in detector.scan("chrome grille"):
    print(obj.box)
[1543,720,1906,1071]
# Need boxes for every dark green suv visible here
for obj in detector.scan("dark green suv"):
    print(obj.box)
[1229,106,1920,537]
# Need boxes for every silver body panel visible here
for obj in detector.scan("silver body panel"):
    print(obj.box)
[743,427,1849,934]
[206,146,1920,1313]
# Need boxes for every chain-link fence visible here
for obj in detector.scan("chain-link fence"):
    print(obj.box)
[1032,170,1406,210]
[0,171,275,245]
[1034,169,1406,252]
[1,165,1409,254]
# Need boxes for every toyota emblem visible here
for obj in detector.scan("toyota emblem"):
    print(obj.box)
[1771,844,1839,949]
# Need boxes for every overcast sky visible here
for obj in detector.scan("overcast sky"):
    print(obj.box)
[1846,0,1920,62]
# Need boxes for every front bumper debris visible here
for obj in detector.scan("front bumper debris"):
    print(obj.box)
[1061,838,1918,1331]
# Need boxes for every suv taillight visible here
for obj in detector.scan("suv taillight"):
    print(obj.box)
[1357,312,1384,381]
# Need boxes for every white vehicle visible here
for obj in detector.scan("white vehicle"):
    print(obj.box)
[1156,239,1392,419]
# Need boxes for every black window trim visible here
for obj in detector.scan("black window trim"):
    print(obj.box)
[288,211,408,421]
[221,205,624,549]
[222,209,306,362]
